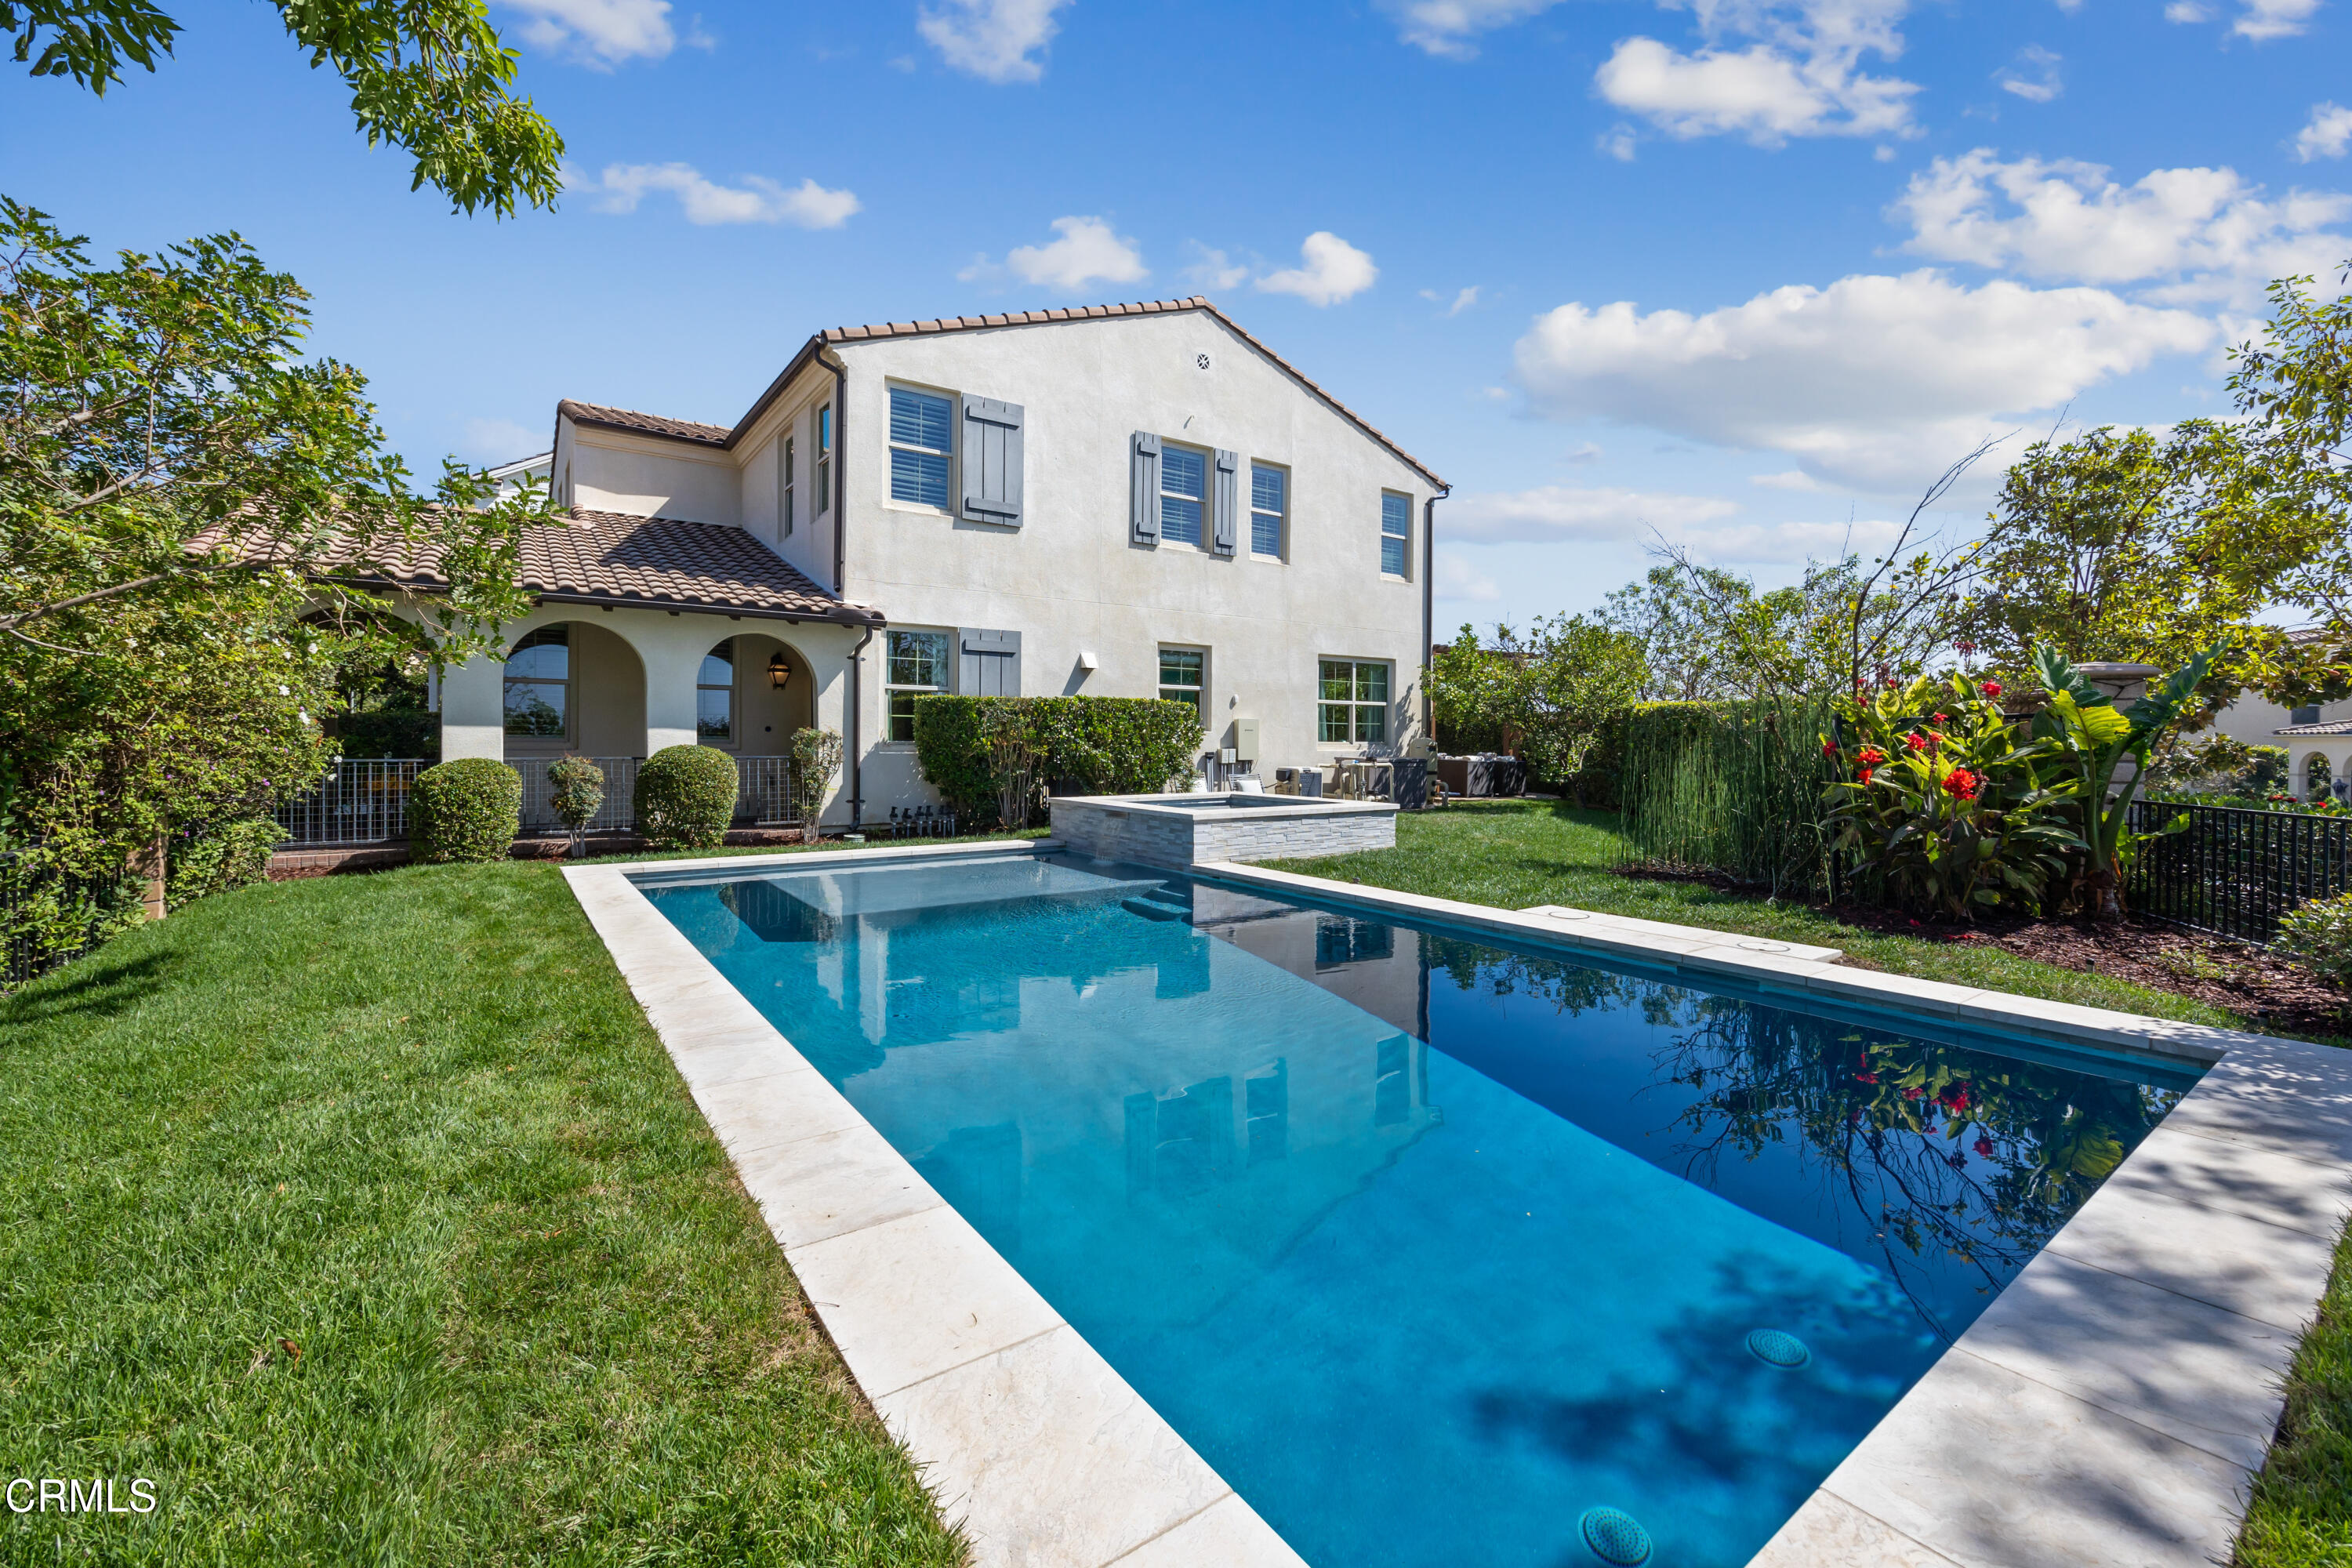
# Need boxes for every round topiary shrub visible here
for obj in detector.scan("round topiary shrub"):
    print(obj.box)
[635,745,737,849]
[410,757,521,864]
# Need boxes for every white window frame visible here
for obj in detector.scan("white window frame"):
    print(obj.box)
[1158,441,1210,550]
[885,629,952,744]
[1319,658,1392,746]
[779,432,796,539]
[1380,491,1412,579]
[815,405,833,517]
[1250,462,1287,561]
[1158,646,1207,717]
[887,383,956,513]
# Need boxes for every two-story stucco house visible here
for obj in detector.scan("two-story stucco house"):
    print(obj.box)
[417,296,1446,829]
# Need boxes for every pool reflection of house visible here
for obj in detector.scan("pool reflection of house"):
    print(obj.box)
[718,872,1441,1330]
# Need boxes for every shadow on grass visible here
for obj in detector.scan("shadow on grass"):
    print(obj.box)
[0,946,178,1029]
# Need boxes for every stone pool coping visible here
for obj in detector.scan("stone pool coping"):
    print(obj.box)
[1202,858,2352,1568]
[564,836,2352,1568]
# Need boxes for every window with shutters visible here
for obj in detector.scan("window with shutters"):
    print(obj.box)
[1380,492,1411,577]
[888,386,953,509]
[779,434,796,538]
[887,630,950,742]
[1160,445,1207,547]
[698,639,735,743]
[1250,463,1287,559]
[503,627,570,738]
[1158,648,1206,716]
[815,405,833,515]
[1319,659,1390,745]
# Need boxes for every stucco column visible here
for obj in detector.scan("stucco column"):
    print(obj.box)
[633,626,711,757]
[439,652,507,761]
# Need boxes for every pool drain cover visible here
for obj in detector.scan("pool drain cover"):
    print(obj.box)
[1579,1506,1653,1565]
[1746,1327,1811,1368]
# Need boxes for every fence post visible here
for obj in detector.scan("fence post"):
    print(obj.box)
[133,835,167,921]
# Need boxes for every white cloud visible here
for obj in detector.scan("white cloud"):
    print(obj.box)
[1433,550,1504,603]
[1677,517,1908,563]
[575,164,861,227]
[2296,103,2352,162]
[997,216,1147,292]
[917,0,1071,82]
[1994,44,2062,103]
[1893,148,2352,308]
[2165,0,2323,36]
[1444,485,1739,543]
[462,418,544,465]
[1383,0,1566,59]
[2163,1,2211,17]
[1421,285,1481,315]
[1595,0,1921,145]
[1255,232,1378,306]
[1751,469,1827,489]
[499,0,675,65]
[1599,123,1640,161]
[1183,243,1250,290]
[1512,268,2215,491]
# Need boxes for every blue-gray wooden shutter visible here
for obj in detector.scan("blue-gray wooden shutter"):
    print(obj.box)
[1211,448,1239,557]
[1130,431,1160,545]
[961,396,1024,526]
[958,629,1022,697]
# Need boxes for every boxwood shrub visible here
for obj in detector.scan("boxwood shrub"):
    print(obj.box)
[912,696,1204,824]
[411,757,521,864]
[635,745,738,848]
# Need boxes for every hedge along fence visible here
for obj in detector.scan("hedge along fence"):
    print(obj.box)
[912,696,1206,826]
[1617,696,1839,899]
[635,745,738,850]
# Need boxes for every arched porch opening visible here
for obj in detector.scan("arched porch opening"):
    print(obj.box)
[501,619,648,764]
[2305,751,2335,801]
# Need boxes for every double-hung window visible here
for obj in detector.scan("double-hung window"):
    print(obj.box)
[889,387,953,509]
[887,630,950,742]
[1160,445,1207,546]
[1380,492,1411,577]
[1158,648,1205,716]
[1250,464,1287,558]
[815,405,833,514]
[1319,659,1390,745]
[698,639,734,742]
[503,627,569,737]
[779,434,796,537]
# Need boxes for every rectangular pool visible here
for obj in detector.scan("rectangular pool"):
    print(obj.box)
[643,851,2199,1568]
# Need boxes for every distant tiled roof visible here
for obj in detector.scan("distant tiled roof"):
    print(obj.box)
[558,297,1448,489]
[2278,720,2352,736]
[557,400,731,448]
[275,509,881,626]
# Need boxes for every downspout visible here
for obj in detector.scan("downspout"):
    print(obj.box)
[818,345,866,830]
[846,619,874,833]
[1421,486,1447,742]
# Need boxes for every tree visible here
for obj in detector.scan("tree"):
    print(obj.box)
[1430,616,1646,803]
[0,199,544,862]
[1599,566,1743,702]
[6,0,563,215]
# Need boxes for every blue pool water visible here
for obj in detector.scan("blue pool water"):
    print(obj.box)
[644,852,2198,1568]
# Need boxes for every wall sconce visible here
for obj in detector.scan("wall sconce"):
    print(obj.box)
[767,651,791,689]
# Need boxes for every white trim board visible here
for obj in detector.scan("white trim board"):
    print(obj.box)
[568,840,2352,1568]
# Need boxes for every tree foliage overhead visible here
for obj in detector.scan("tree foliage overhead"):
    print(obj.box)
[4,0,562,215]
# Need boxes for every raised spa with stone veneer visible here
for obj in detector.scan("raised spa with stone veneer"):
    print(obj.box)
[1045,793,1397,869]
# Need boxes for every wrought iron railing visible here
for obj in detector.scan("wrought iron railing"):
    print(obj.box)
[274,754,806,845]
[273,759,427,846]
[2126,799,2352,945]
[734,755,804,826]
[2,843,140,989]
[515,756,641,835]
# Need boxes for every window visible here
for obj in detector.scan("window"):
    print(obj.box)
[1160,445,1207,546]
[699,639,735,742]
[1380,492,1411,577]
[1159,648,1205,715]
[815,405,833,515]
[889,387,953,508]
[1319,659,1390,744]
[2293,703,2323,725]
[1315,915,1393,967]
[887,630,950,742]
[504,627,569,737]
[780,434,796,538]
[1250,463,1286,558]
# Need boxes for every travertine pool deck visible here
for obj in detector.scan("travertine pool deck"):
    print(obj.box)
[568,839,2352,1568]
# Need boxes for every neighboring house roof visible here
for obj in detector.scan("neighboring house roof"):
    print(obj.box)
[2277,720,2352,737]
[230,509,883,626]
[557,297,1449,489]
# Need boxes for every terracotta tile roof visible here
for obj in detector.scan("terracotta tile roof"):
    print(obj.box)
[281,510,882,626]
[2278,720,2352,736]
[557,400,731,448]
[561,297,1448,489]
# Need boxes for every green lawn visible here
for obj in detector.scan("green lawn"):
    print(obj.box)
[0,855,966,1566]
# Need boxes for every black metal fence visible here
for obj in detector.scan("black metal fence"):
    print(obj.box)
[2,844,141,989]
[2126,799,2352,945]
[274,755,808,846]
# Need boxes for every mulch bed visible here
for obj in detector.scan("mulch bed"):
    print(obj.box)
[1620,866,2352,1038]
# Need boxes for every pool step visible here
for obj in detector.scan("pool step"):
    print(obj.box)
[1121,887,1194,923]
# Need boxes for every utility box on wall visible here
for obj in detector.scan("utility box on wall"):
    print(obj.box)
[1229,718,1261,764]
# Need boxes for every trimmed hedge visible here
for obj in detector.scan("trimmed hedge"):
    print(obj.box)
[166,818,287,908]
[634,745,737,849]
[411,758,522,864]
[912,696,1205,824]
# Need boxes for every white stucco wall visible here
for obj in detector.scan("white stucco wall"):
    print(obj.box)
[834,310,1438,792]
[555,423,742,525]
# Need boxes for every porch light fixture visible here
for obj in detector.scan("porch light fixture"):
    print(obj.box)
[767,651,792,690]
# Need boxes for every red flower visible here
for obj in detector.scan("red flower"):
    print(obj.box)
[1858,767,1874,786]
[1942,768,1982,800]
[1854,1071,1878,1084]
[1902,1084,1924,1100]
[1937,1083,1972,1112]
[1956,640,1977,655]
[1823,740,1840,758]
[1858,746,1886,766]
[1933,712,1950,724]
[1981,681,2002,699]
[1905,731,1928,751]
[1973,1135,1995,1157]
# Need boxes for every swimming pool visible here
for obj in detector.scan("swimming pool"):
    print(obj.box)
[644,851,2199,1568]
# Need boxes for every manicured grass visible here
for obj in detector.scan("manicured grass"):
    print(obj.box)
[1283,798,2267,1033]
[0,859,965,1566]
[2238,1242,2352,1568]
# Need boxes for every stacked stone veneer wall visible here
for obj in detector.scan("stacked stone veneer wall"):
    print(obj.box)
[1048,796,1396,869]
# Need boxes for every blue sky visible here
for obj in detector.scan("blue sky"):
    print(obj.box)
[6,0,2347,631]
